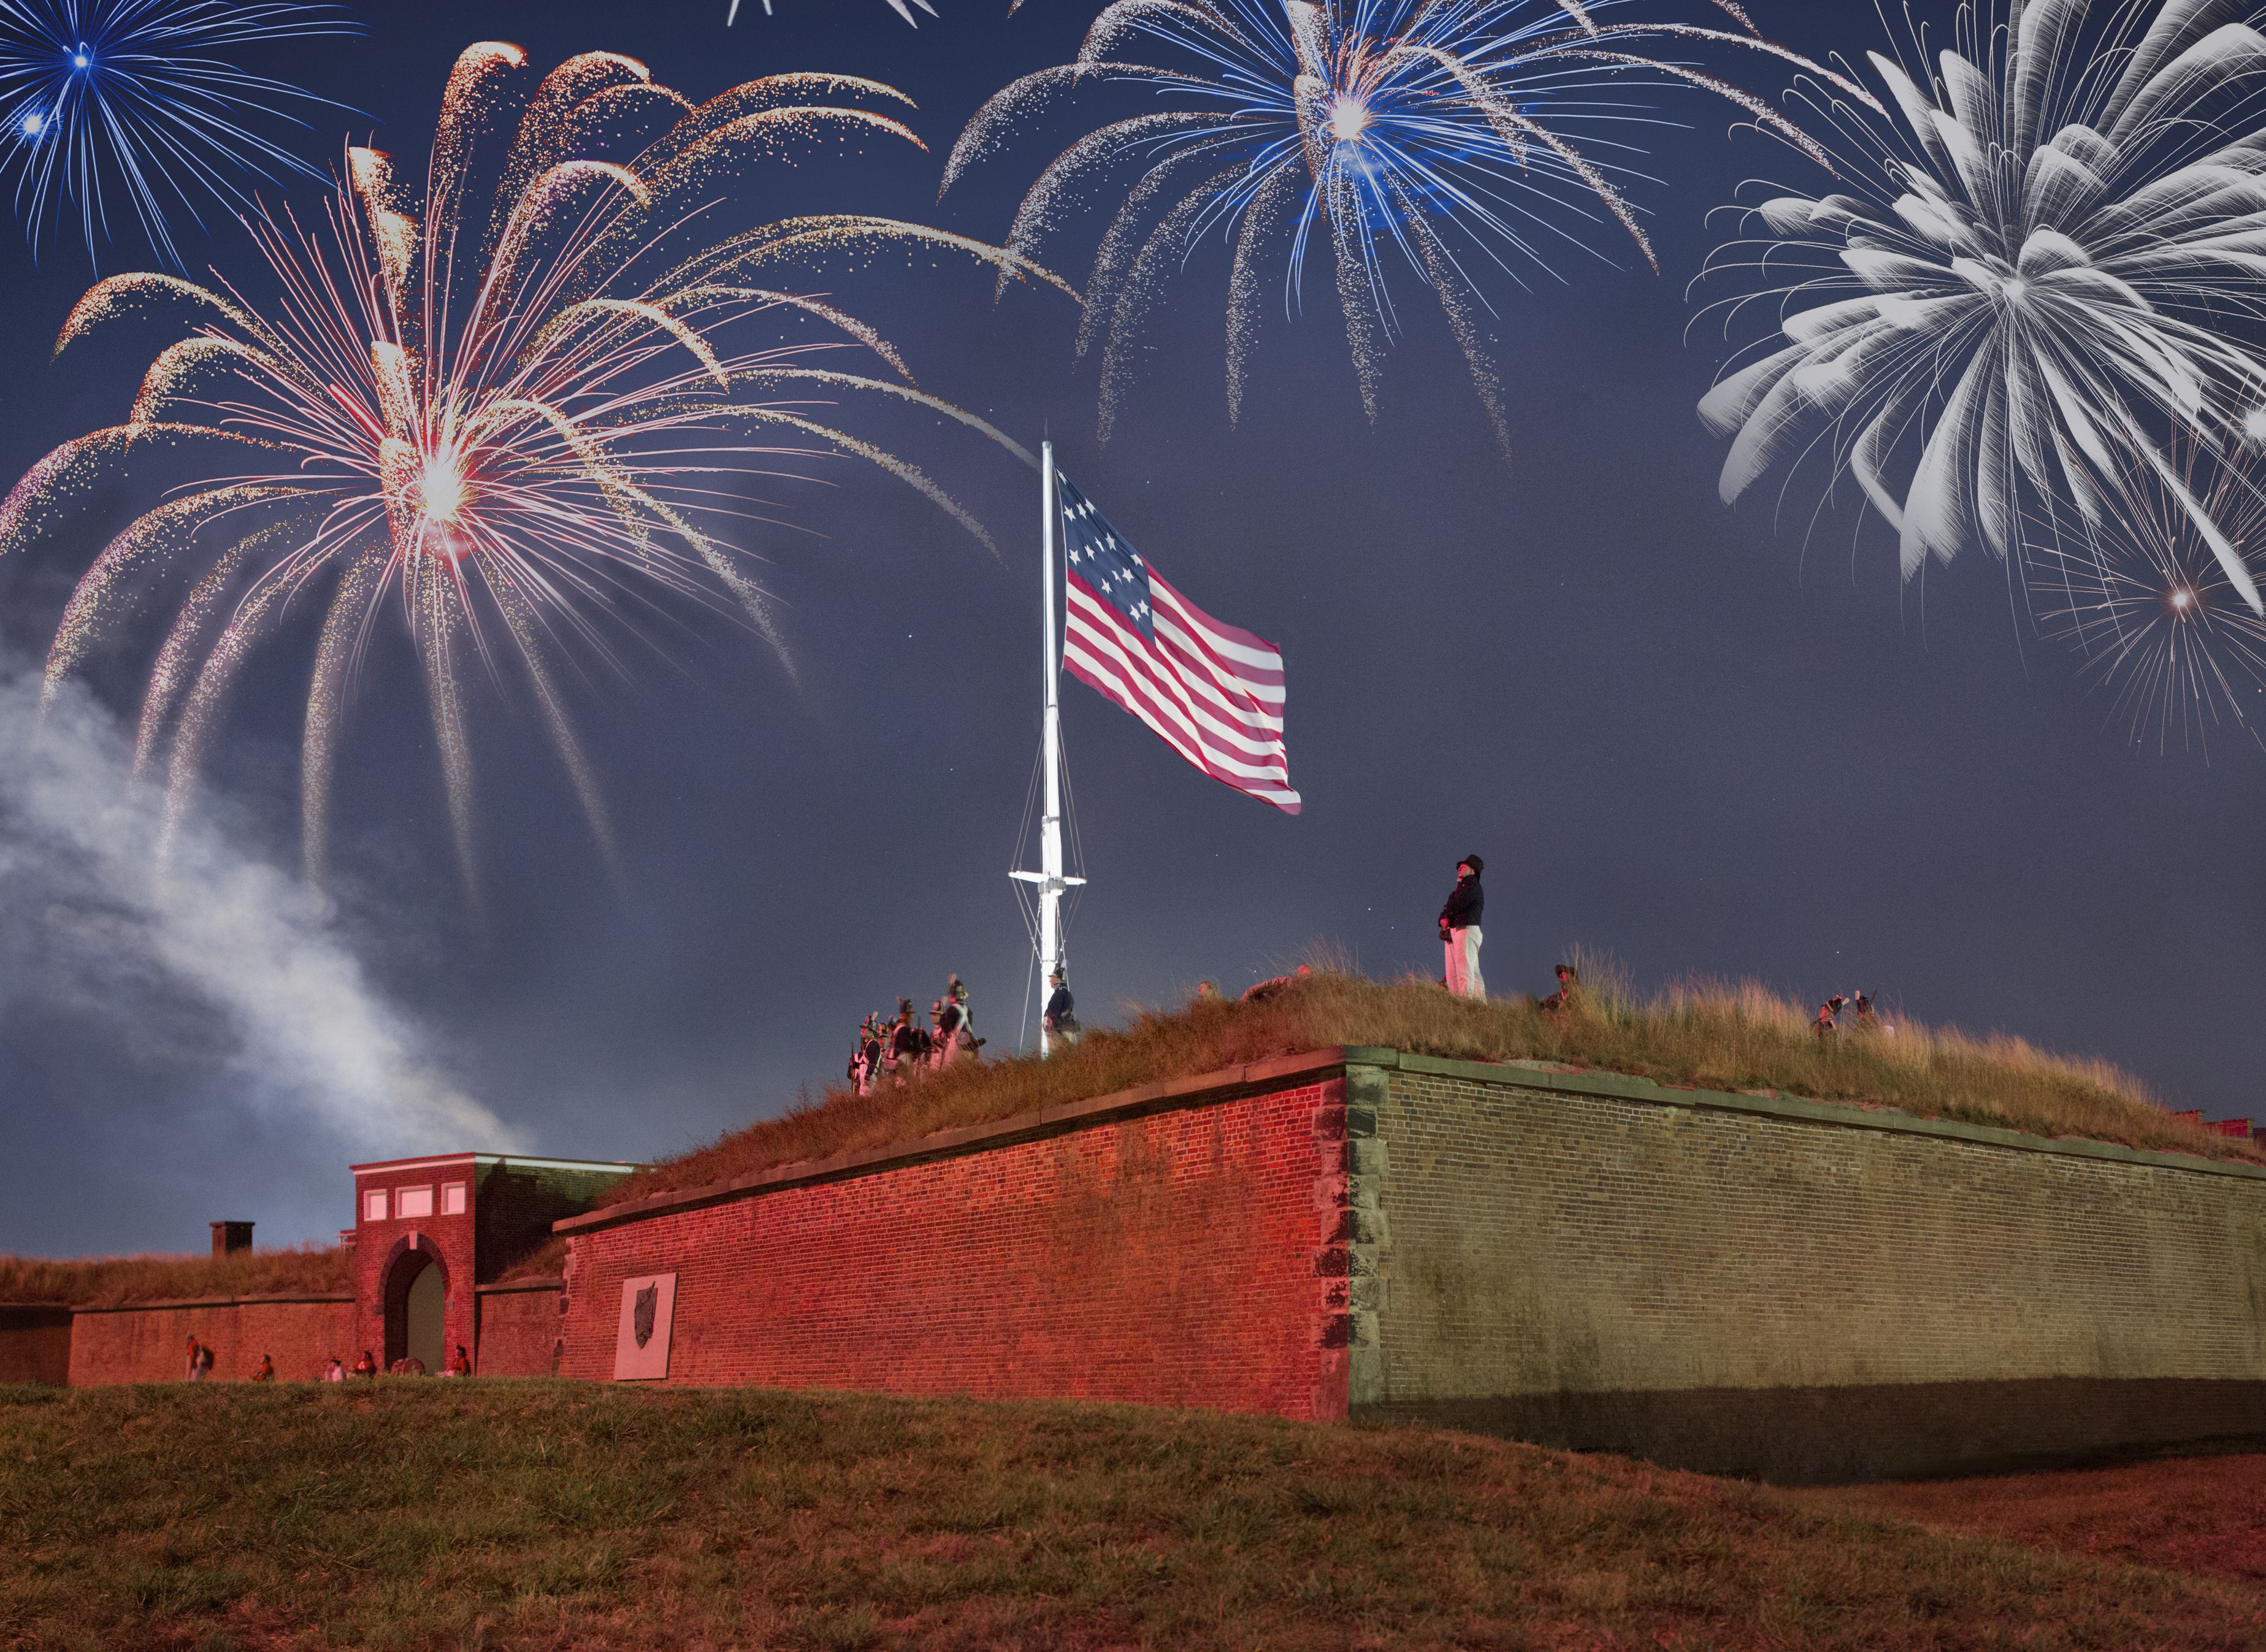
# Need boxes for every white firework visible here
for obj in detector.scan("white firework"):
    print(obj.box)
[1697,0,2266,616]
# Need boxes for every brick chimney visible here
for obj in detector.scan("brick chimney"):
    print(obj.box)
[210,1220,254,1258]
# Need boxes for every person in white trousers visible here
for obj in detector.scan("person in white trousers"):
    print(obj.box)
[1439,855,1485,999]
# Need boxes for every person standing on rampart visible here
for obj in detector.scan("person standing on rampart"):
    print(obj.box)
[1439,855,1485,999]
[1043,968,1079,1046]
[932,976,973,1069]
[889,998,927,1082]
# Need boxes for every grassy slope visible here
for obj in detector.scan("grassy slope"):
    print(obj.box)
[0,1248,351,1309]
[2,1384,2262,1652]
[607,968,2262,1211]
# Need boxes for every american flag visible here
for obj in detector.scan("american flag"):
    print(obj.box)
[1057,473,1300,814]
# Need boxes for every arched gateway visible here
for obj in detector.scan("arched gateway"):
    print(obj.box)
[381,1242,446,1372]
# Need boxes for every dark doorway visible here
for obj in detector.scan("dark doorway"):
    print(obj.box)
[382,1251,445,1372]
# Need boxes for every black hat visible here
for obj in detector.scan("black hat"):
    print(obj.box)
[1459,854,1483,876]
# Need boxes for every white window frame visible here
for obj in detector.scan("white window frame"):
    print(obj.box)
[440,1182,467,1217]
[396,1185,435,1220]
[364,1188,388,1222]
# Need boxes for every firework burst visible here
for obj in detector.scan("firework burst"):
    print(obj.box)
[946,0,1860,445]
[1695,0,2266,624]
[0,0,357,269]
[4,42,1069,895]
[2030,448,2266,755]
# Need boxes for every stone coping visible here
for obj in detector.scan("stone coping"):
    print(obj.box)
[553,1046,2266,1239]
[67,1292,355,1315]
[475,1277,564,1294]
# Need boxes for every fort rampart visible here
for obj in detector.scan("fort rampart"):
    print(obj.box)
[554,1048,2266,1483]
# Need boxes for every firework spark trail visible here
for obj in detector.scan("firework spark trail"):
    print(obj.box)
[0,0,358,269]
[946,0,1854,444]
[727,0,938,25]
[10,42,1068,893]
[1694,0,2266,643]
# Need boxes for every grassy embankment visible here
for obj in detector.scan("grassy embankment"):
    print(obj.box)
[0,1247,351,1309]
[605,965,2261,1214]
[2,1381,2262,1651]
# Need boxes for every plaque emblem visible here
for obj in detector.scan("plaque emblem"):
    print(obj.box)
[633,1283,658,1348]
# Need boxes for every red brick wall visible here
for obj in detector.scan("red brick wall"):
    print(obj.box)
[474,1283,562,1376]
[558,1079,1352,1419]
[67,1298,356,1385]
[0,1307,72,1384]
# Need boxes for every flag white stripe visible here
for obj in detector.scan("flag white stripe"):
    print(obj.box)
[1149,575,1284,676]
[1152,613,1285,719]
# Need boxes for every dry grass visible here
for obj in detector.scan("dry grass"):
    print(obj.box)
[608,965,2260,1209]
[2,1382,2262,1651]
[0,1246,351,1309]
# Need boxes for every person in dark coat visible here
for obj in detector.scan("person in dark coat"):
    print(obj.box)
[889,998,927,1082]
[1439,855,1485,999]
[1043,968,1079,1047]
[1539,963,1581,1014]
[1813,995,1847,1039]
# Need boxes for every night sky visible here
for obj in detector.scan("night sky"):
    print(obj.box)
[2,0,2260,1258]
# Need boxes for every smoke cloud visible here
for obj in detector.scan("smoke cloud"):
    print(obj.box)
[0,657,518,1252]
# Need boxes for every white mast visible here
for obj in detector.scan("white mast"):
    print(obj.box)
[1011,440,1084,1055]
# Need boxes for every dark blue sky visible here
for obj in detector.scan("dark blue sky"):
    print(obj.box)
[3,0,2260,1256]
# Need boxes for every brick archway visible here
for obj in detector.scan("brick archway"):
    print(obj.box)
[378,1234,450,1371]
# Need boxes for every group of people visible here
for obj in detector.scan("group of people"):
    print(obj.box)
[1813,992,1890,1039]
[849,974,984,1093]
[185,1333,472,1382]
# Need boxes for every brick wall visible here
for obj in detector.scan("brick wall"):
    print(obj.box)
[556,1069,1352,1418]
[1353,1055,2266,1481]
[67,1296,356,1385]
[0,1306,72,1384]
[474,1282,563,1376]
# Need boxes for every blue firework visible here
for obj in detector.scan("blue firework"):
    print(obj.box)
[0,0,355,268]
[946,0,1869,448]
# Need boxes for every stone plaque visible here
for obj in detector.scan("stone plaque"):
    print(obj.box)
[611,1272,676,1380]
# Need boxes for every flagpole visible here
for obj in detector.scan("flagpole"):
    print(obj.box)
[1038,442,1065,1055]
[1011,442,1082,1056]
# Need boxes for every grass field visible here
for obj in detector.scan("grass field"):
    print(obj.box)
[2,1382,2262,1651]
[610,965,2262,1211]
